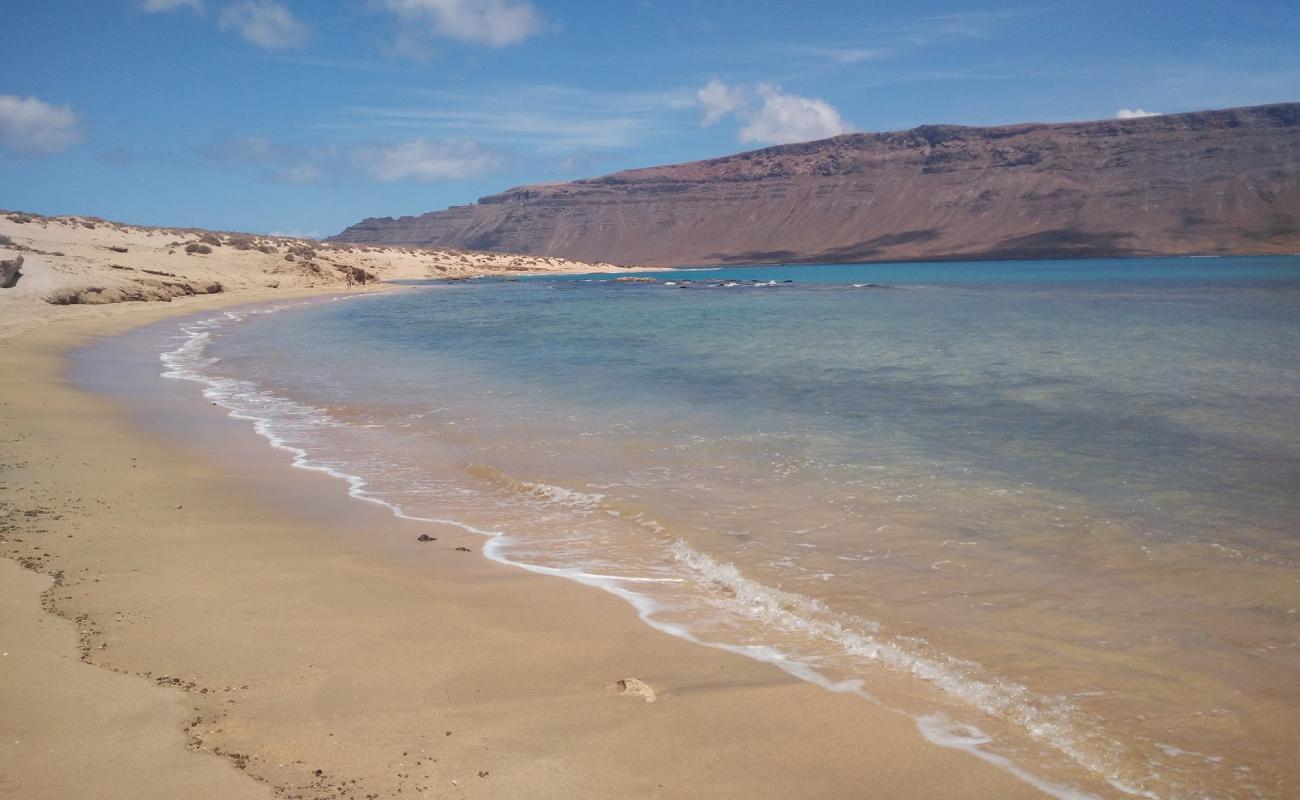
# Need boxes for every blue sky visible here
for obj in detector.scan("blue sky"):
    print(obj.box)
[2,1,1298,237]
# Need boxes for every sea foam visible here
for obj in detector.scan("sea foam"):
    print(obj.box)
[158,300,1179,800]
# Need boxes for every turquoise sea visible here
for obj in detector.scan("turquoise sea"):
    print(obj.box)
[161,256,1300,799]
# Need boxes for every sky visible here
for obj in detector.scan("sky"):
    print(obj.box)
[2,1,1298,238]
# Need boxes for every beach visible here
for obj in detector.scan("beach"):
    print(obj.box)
[7,3,1299,797]
[0,289,1047,798]
[127,260,1298,800]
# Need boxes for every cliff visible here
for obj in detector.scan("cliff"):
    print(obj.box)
[331,103,1300,266]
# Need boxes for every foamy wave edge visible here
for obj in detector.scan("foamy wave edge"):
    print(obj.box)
[159,301,1134,800]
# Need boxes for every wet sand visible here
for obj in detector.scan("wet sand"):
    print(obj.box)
[0,290,1045,799]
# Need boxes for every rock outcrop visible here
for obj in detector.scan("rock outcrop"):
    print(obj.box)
[0,254,22,289]
[332,103,1300,266]
[44,277,222,305]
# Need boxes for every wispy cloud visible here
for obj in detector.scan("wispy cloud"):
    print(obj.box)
[139,0,203,12]
[226,52,427,76]
[205,134,292,163]
[353,137,506,182]
[787,45,887,64]
[340,107,648,151]
[200,132,503,184]
[218,1,311,50]
[1116,108,1159,119]
[377,0,546,53]
[0,95,84,156]
[327,85,696,153]
[692,10,1038,88]
[271,163,327,185]
[882,8,1037,46]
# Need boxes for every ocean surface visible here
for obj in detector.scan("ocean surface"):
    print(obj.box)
[161,257,1300,799]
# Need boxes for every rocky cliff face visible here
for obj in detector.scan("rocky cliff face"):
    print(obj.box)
[332,103,1300,266]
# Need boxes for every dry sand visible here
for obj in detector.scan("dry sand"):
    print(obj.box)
[0,210,628,340]
[0,215,1046,799]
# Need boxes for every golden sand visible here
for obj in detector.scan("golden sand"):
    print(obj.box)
[0,216,1043,799]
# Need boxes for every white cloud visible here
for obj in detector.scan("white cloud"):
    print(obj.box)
[379,0,545,48]
[353,138,506,182]
[139,0,203,12]
[1116,108,1160,119]
[219,2,311,50]
[696,80,853,146]
[742,85,853,145]
[697,79,748,126]
[0,95,84,156]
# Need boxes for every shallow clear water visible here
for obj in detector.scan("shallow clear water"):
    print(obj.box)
[165,257,1300,799]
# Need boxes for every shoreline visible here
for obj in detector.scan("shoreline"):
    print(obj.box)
[1,289,1046,799]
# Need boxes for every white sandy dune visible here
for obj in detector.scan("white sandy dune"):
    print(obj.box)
[0,209,626,338]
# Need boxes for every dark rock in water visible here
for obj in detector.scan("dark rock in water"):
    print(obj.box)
[614,276,657,283]
[417,534,436,542]
[0,254,22,289]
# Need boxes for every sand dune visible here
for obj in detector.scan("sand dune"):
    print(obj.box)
[0,209,625,338]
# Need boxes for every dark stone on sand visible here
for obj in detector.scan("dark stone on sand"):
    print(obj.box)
[454,546,472,552]
[417,534,436,542]
[0,254,22,289]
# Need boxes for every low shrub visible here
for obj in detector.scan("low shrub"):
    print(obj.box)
[185,243,213,255]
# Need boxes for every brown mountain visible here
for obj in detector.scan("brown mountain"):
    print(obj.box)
[331,103,1300,266]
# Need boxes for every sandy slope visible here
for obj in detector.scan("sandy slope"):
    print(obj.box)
[0,209,626,339]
